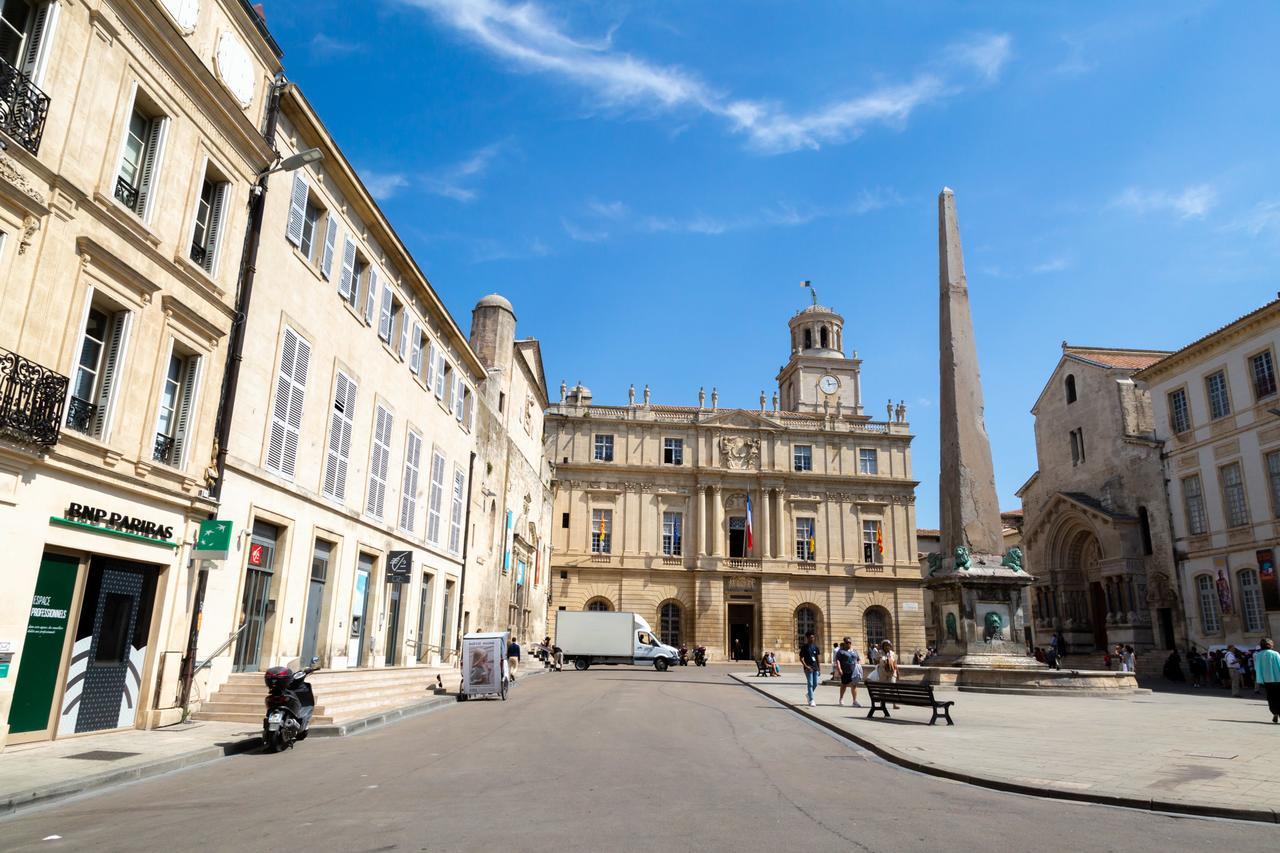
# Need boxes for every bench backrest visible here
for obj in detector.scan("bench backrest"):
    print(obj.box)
[866,681,934,699]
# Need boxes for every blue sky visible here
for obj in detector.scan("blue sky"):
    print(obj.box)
[260,0,1280,527]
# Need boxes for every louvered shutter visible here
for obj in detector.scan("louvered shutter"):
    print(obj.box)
[409,324,423,374]
[424,342,436,392]
[265,328,296,473]
[364,406,381,517]
[427,451,445,544]
[363,267,378,325]
[286,174,308,246]
[434,354,446,400]
[398,310,410,360]
[337,237,356,300]
[378,283,392,341]
[92,311,129,438]
[320,218,338,279]
[135,118,168,218]
[284,337,310,478]
[400,431,421,532]
[323,372,349,499]
[338,375,356,497]
[21,1,59,86]
[169,355,202,468]
[454,376,464,421]
[201,182,229,274]
[366,405,392,519]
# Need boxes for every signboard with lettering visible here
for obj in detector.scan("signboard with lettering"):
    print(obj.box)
[387,550,412,584]
[193,519,234,560]
[8,554,78,733]
[62,502,174,541]
[248,543,265,567]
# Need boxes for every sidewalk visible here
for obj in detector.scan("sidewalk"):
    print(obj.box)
[732,671,1280,823]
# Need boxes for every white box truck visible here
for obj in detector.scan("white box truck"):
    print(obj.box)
[555,611,679,672]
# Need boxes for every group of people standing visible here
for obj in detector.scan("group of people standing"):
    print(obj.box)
[798,632,899,708]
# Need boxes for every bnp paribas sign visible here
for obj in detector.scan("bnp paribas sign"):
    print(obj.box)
[192,519,234,561]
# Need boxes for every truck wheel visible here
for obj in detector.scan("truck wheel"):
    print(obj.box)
[655,658,669,672]
[574,658,590,671]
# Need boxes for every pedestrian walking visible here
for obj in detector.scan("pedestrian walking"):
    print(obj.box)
[1254,638,1280,724]
[830,643,841,682]
[1188,648,1206,687]
[1044,644,1060,670]
[507,636,521,682]
[1162,649,1185,682]
[1225,645,1245,697]
[880,640,899,708]
[835,637,863,707]
[799,631,821,707]
[1123,645,1136,674]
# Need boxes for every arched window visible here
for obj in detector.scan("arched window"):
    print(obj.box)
[803,328,813,349]
[820,326,829,349]
[1065,375,1077,404]
[1195,575,1220,634]
[659,601,682,645]
[864,607,889,652]
[1138,507,1154,555]
[1240,569,1265,633]
[585,598,612,612]
[795,605,818,645]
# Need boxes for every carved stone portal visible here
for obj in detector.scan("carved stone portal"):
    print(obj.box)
[719,435,759,470]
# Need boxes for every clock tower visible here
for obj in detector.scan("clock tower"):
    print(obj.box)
[776,303,865,415]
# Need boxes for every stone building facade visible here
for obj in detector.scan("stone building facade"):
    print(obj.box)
[0,0,280,749]
[546,304,925,662]
[1017,345,1181,656]
[1135,298,1280,650]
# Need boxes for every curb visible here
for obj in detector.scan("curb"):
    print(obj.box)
[730,673,1279,825]
[309,694,455,738]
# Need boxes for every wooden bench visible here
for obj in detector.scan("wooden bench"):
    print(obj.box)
[865,681,954,725]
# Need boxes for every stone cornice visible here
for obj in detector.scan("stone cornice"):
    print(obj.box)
[1135,300,1280,382]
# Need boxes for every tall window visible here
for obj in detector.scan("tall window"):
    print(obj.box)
[1240,569,1265,633]
[1220,462,1249,528]
[594,434,614,462]
[189,171,229,274]
[795,605,817,645]
[1251,351,1277,400]
[1138,506,1154,555]
[1196,574,1220,634]
[0,0,59,88]
[1182,474,1207,535]
[68,305,129,438]
[1168,388,1190,434]
[448,468,466,554]
[299,198,323,262]
[864,608,888,651]
[1065,374,1077,404]
[591,508,612,553]
[659,602,681,646]
[1070,428,1086,465]
[663,437,683,465]
[152,349,200,468]
[859,448,878,475]
[322,372,357,502]
[862,520,883,564]
[115,99,167,219]
[662,511,682,556]
[398,430,422,533]
[426,450,446,545]
[265,327,310,479]
[587,599,611,612]
[1268,450,1280,518]
[793,445,813,472]
[1205,370,1231,420]
[795,517,816,561]
[365,405,393,521]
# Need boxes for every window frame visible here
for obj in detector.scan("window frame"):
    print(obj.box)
[858,448,878,475]
[593,434,614,463]
[793,444,813,472]
[795,516,816,561]
[1239,569,1265,633]
[1196,574,1221,635]
[1182,474,1207,536]
[1248,348,1278,401]
[1168,386,1191,434]
[113,88,169,223]
[1267,449,1280,519]
[661,510,683,556]
[1219,461,1250,529]
[662,437,684,466]
[591,508,612,554]
[1205,369,1232,420]
[861,519,883,564]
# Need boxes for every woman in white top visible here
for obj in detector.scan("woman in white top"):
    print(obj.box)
[880,640,899,709]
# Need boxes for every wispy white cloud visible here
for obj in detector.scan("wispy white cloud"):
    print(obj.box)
[1112,184,1216,220]
[1030,256,1070,274]
[1224,200,1280,237]
[423,143,504,202]
[311,33,364,58]
[587,199,629,219]
[561,218,610,242]
[398,1,1011,153]
[362,170,410,200]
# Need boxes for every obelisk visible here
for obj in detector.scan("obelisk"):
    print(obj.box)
[938,187,1005,557]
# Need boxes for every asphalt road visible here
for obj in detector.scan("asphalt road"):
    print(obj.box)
[2,665,1277,852]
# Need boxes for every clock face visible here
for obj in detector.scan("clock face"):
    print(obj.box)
[819,375,839,395]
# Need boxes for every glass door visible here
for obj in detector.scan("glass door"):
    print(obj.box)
[233,522,277,672]
[416,572,434,663]
[301,540,331,664]
[385,584,402,666]
[349,554,373,666]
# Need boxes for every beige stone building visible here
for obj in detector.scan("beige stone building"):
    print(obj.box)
[1135,298,1280,650]
[546,303,925,662]
[0,0,280,749]
[1018,345,1180,657]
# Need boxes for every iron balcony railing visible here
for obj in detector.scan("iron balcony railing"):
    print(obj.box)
[65,395,97,434]
[0,347,68,447]
[153,432,175,465]
[189,242,207,267]
[0,54,50,155]
[114,176,139,210]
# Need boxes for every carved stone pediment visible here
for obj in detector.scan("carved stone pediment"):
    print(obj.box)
[718,435,760,469]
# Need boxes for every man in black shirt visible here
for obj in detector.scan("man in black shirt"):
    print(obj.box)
[799,631,820,707]
[507,637,521,682]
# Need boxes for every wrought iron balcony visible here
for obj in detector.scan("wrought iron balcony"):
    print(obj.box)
[0,347,68,447]
[153,432,175,465]
[65,395,98,435]
[189,242,208,267]
[114,176,139,210]
[0,55,50,155]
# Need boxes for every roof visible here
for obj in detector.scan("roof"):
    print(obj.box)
[916,529,942,537]
[1135,295,1280,381]
[476,293,515,314]
[1061,345,1171,371]
[1060,492,1135,522]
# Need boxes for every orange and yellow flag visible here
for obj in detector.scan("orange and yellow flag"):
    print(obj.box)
[876,526,884,555]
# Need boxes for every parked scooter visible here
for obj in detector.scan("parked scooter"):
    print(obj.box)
[678,644,689,666]
[262,657,319,752]
[693,646,707,667]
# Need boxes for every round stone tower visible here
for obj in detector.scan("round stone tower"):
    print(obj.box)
[788,304,845,356]
[469,293,516,374]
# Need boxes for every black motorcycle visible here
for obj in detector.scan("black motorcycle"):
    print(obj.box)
[678,645,689,666]
[693,646,707,667]
[263,658,319,752]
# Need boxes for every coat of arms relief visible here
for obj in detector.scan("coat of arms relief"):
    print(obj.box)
[718,435,760,470]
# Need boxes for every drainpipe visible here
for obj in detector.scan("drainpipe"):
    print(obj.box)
[455,451,477,658]
[177,73,288,715]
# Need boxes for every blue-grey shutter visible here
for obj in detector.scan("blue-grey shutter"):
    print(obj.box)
[320,217,338,279]
[337,237,356,300]
[363,267,378,325]
[286,174,308,246]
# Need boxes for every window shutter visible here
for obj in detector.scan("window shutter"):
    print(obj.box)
[424,342,437,392]
[284,338,310,478]
[92,311,129,438]
[320,217,338,279]
[169,355,202,468]
[135,117,168,218]
[454,376,464,421]
[427,451,445,544]
[201,182,229,274]
[400,431,421,532]
[378,284,393,341]
[266,328,308,479]
[398,310,410,360]
[366,405,392,520]
[434,354,446,400]
[323,372,349,499]
[21,1,60,86]
[337,237,356,299]
[409,324,423,374]
[286,174,308,246]
[363,267,378,325]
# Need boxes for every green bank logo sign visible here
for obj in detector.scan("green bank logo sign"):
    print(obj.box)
[65,502,175,541]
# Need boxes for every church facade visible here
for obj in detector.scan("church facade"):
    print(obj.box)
[545,304,926,662]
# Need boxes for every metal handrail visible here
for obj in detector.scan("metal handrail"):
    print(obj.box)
[194,623,248,673]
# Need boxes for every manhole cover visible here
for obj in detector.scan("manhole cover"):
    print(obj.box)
[64,750,141,762]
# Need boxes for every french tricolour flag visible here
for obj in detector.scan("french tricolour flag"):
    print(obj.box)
[745,494,754,551]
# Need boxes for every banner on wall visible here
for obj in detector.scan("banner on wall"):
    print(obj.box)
[1259,549,1280,611]
[502,510,514,574]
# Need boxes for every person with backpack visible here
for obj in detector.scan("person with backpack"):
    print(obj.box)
[835,637,863,707]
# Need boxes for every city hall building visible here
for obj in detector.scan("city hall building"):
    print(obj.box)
[545,303,926,661]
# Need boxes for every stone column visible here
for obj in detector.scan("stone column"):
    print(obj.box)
[762,487,772,559]
[696,485,706,557]
[712,486,723,556]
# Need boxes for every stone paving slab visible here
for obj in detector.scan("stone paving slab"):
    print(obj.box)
[732,671,1280,823]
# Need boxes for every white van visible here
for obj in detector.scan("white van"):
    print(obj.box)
[555,611,679,671]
